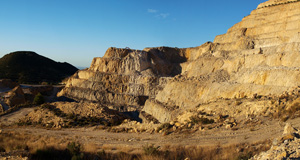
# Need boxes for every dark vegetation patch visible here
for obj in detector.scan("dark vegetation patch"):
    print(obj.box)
[0,51,78,84]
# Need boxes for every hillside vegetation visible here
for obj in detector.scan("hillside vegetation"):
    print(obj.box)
[0,51,78,84]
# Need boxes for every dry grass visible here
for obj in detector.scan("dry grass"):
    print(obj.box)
[0,131,28,152]
[0,129,271,160]
[0,130,68,154]
[96,141,271,160]
[273,101,300,122]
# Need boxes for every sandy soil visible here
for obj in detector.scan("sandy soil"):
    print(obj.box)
[1,108,298,154]
[0,113,300,153]
[0,108,35,126]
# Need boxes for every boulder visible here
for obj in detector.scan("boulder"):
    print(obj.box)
[5,86,26,106]
[283,123,297,135]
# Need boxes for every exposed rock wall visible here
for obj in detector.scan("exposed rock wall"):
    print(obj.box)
[143,0,300,123]
[5,86,26,107]
[58,47,181,111]
[59,0,300,123]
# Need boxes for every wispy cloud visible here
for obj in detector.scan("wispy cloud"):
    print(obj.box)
[147,9,170,19]
[147,9,158,13]
[157,13,170,19]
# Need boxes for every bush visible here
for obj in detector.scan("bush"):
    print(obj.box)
[158,123,171,131]
[33,93,45,105]
[190,116,215,125]
[143,144,160,155]
[67,141,83,160]
[67,142,81,155]
[0,146,5,152]
[30,147,72,160]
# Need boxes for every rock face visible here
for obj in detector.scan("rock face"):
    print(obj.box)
[5,86,26,106]
[58,47,182,112]
[143,0,300,123]
[59,0,300,123]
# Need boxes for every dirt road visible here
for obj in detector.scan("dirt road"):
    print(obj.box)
[1,119,296,154]
[0,108,35,126]
[0,108,298,154]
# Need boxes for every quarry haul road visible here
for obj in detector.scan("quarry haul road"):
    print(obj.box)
[2,117,300,154]
[1,108,300,154]
[0,108,35,125]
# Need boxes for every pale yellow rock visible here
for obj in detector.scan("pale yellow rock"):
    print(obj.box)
[283,123,297,135]
[257,0,298,9]
[58,0,300,125]
[225,124,232,129]
[142,0,300,123]
[175,122,181,127]
[170,121,175,125]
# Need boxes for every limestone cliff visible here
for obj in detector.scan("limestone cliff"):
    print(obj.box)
[59,0,300,123]
[143,0,300,123]
[58,47,184,111]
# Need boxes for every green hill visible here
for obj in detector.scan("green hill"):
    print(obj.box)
[0,51,78,84]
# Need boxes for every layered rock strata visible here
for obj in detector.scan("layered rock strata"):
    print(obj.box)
[59,0,300,123]
[143,0,300,123]
[58,47,185,112]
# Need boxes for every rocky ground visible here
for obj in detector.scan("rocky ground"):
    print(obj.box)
[251,123,300,160]
[0,100,300,159]
[1,109,300,159]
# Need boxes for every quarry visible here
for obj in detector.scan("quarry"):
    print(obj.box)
[1,0,300,159]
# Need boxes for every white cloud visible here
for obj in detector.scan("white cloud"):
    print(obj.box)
[158,13,170,19]
[147,9,170,19]
[147,9,158,13]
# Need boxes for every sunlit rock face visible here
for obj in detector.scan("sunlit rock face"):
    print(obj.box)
[58,47,187,112]
[59,0,300,123]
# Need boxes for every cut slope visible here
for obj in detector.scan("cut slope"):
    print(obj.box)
[59,0,300,124]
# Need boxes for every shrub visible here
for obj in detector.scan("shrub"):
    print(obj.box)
[235,100,243,106]
[143,144,160,155]
[0,146,5,152]
[190,116,215,125]
[30,147,72,160]
[158,123,171,130]
[33,93,45,105]
[288,102,300,115]
[67,142,81,156]
[97,149,106,158]
[67,141,83,160]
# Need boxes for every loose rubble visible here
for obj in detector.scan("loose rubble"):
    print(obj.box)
[251,123,300,159]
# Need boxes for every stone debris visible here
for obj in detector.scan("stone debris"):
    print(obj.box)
[251,123,300,160]
[18,102,127,128]
[0,156,28,160]
[283,123,297,135]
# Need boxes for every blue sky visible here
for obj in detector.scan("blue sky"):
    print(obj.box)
[0,0,266,67]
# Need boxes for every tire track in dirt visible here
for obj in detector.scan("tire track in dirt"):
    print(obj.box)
[2,108,300,154]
